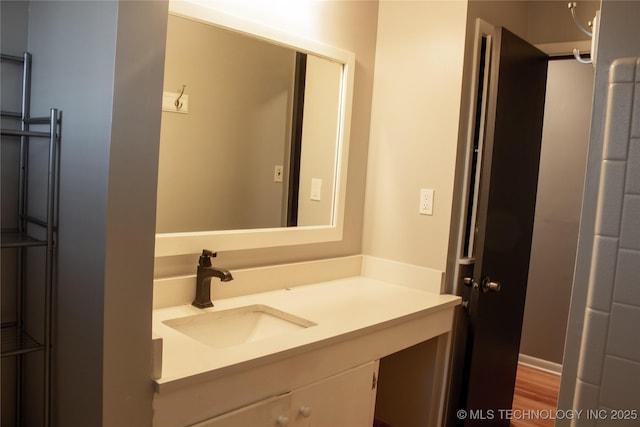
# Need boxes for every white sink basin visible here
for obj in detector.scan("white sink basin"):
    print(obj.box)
[162,304,316,349]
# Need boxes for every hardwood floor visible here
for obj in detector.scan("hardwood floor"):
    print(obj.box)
[510,364,561,427]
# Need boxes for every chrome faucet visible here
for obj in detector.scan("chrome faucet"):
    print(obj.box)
[192,249,233,308]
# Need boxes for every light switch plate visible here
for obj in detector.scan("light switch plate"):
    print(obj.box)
[311,178,322,201]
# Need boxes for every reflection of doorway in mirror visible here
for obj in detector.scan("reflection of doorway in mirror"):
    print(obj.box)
[296,54,342,227]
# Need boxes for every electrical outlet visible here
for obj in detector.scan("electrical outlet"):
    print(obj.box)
[419,189,434,215]
[274,165,284,183]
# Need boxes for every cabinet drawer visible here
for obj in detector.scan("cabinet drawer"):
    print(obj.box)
[191,393,291,427]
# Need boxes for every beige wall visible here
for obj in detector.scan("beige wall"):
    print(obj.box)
[527,0,600,45]
[362,0,468,272]
[375,340,440,427]
[520,60,594,365]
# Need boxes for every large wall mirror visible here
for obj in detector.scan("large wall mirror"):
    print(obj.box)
[155,0,355,257]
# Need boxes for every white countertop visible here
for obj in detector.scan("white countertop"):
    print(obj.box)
[153,276,460,393]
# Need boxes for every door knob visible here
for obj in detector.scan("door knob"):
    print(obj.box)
[481,277,501,293]
[464,276,501,293]
[463,277,478,288]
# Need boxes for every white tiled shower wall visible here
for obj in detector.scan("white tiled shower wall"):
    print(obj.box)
[574,58,640,425]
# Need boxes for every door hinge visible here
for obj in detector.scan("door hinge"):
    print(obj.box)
[372,372,377,390]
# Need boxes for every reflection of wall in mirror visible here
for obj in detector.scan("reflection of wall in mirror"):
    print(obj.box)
[297,55,342,226]
[156,14,296,233]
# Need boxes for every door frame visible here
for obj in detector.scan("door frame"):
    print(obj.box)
[443,19,497,425]
[444,16,593,427]
[446,18,495,298]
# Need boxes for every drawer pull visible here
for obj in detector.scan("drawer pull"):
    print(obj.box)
[275,415,289,426]
[299,406,312,417]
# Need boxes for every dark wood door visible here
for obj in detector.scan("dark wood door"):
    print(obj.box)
[456,27,548,426]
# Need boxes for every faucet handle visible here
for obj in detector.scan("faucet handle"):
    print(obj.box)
[199,249,217,267]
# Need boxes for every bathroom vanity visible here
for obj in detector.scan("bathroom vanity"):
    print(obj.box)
[151,3,459,425]
[152,275,459,426]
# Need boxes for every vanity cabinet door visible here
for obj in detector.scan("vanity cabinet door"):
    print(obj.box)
[191,362,378,427]
[290,361,379,427]
[192,393,292,427]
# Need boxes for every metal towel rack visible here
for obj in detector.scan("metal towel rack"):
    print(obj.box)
[1,51,62,427]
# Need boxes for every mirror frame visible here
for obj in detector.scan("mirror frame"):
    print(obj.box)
[155,0,356,257]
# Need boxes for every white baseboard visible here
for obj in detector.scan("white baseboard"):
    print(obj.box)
[518,353,562,375]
